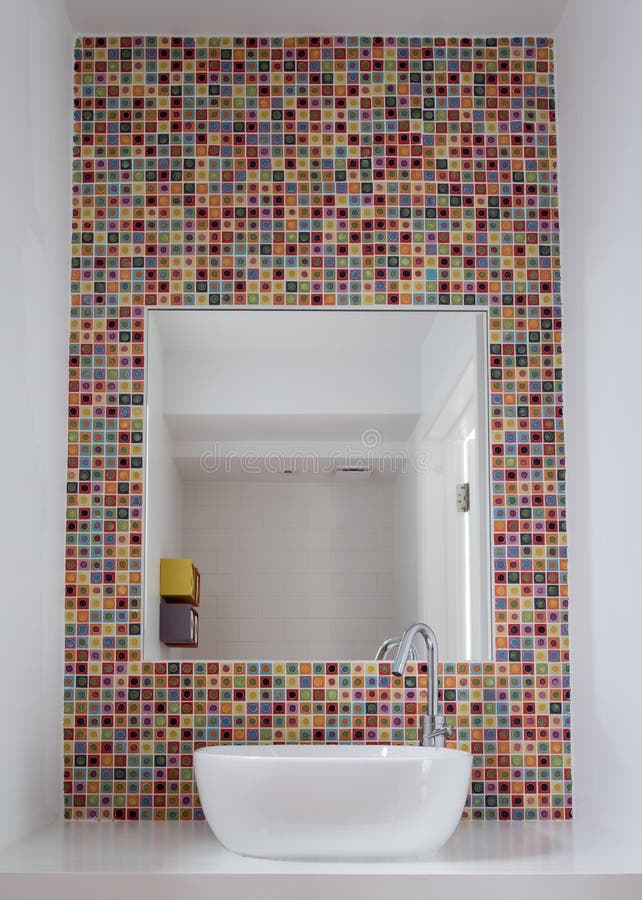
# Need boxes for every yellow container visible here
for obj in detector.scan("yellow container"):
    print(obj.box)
[159,558,200,605]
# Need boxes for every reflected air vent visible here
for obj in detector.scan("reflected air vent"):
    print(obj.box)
[333,465,373,482]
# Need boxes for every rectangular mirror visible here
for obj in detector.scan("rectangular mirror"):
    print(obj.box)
[143,309,491,662]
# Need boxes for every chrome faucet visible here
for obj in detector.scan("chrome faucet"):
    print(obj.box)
[392,622,454,749]
[375,636,417,662]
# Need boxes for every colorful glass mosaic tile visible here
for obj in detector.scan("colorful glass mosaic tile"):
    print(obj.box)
[65,35,570,822]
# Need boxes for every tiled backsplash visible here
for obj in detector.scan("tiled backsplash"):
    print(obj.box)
[65,36,570,821]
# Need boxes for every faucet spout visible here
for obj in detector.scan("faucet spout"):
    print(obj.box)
[392,622,452,748]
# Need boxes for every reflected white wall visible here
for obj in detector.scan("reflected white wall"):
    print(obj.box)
[143,317,183,659]
[180,480,396,660]
[163,348,422,418]
[393,458,421,639]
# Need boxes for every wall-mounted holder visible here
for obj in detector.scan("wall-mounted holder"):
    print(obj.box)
[160,602,199,647]
[159,558,200,606]
[159,558,201,646]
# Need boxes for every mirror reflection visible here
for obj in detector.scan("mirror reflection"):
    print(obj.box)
[144,310,491,661]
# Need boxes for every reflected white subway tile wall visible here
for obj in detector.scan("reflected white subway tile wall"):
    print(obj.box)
[179,482,397,660]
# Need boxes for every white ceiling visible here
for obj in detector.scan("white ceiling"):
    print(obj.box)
[153,309,438,352]
[64,0,568,36]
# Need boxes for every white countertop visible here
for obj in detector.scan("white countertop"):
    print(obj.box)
[0,817,640,874]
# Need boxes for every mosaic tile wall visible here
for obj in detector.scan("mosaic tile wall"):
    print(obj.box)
[65,35,570,821]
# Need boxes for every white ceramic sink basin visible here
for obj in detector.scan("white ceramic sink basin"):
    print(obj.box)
[194,744,471,860]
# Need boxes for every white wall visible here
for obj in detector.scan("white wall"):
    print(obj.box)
[0,0,73,849]
[556,0,642,836]
[144,316,183,659]
[181,481,396,659]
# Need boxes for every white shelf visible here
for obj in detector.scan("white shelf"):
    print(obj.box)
[0,819,640,900]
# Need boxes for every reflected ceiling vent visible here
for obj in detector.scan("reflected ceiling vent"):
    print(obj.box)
[333,464,373,482]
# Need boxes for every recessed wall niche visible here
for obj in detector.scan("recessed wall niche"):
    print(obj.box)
[64,36,569,822]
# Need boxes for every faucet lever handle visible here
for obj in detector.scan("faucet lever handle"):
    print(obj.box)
[375,636,417,662]
[425,714,454,746]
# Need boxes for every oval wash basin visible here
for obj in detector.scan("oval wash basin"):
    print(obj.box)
[195,744,471,860]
